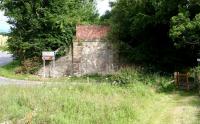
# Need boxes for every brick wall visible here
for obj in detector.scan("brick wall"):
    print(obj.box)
[73,25,117,76]
[76,25,110,41]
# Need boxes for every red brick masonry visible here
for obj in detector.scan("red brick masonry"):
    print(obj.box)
[76,25,110,41]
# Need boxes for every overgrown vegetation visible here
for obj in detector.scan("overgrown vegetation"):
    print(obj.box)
[0,61,41,80]
[0,61,175,92]
[0,61,198,124]
[0,83,199,124]
[0,83,163,124]
[190,66,200,93]
[109,0,200,72]
[0,1,199,123]
[0,0,98,61]
[109,67,175,92]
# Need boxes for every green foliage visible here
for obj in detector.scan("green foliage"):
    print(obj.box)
[189,65,200,93]
[0,0,98,61]
[100,10,111,25]
[1,83,199,123]
[170,11,200,49]
[110,0,200,71]
[0,83,173,123]
[15,57,41,74]
[110,67,141,85]
[0,60,42,80]
[109,67,175,91]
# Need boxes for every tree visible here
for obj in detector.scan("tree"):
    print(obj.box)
[110,0,200,71]
[0,0,98,61]
[170,1,200,50]
[99,2,114,24]
[100,10,111,24]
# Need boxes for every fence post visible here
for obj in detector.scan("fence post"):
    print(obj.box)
[186,73,189,91]
[196,71,200,95]
[43,59,46,78]
[174,72,179,88]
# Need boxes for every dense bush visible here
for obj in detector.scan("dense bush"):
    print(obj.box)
[110,0,200,72]
[190,66,200,94]
[110,67,141,85]
[15,57,41,74]
[110,67,175,91]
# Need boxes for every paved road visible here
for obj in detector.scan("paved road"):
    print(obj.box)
[0,76,42,86]
[0,51,13,66]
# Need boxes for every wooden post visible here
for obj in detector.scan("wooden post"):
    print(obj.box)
[186,73,189,91]
[43,59,46,78]
[177,72,180,88]
[174,72,177,86]
[53,57,55,78]
[49,60,51,77]
[42,51,56,78]
[194,72,200,95]
[174,72,179,88]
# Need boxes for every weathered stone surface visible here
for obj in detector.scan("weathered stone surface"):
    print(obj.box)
[76,41,116,75]
[37,25,118,77]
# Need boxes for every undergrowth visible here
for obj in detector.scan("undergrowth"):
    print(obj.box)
[0,61,175,92]
[109,67,175,91]
[0,83,170,124]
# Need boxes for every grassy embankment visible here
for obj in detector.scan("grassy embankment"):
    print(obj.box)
[0,61,41,81]
[0,83,199,124]
[0,61,71,82]
[0,58,199,123]
[0,65,199,123]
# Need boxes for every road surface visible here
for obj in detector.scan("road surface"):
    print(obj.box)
[0,76,42,86]
[0,51,13,66]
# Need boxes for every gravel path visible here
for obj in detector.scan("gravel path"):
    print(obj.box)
[0,76,42,86]
[0,51,13,66]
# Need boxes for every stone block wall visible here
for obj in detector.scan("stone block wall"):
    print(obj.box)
[73,25,117,76]
[72,41,116,76]
[38,25,118,77]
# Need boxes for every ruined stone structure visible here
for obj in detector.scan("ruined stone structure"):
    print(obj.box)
[38,25,118,77]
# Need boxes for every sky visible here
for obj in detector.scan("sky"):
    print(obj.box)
[96,0,112,16]
[0,0,113,33]
[0,11,10,32]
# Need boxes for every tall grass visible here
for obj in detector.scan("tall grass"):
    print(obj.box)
[110,67,175,91]
[0,66,199,123]
[0,61,41,80]
[0,62,175,91]
[0,83,170,124]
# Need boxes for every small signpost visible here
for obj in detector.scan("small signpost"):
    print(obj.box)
[197,58,200,95]
[42,51,56,78]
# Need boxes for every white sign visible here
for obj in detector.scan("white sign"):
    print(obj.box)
[42,51,55,60]
[42,51,55,57]
[197,59,200,62]
[42,51,56,78]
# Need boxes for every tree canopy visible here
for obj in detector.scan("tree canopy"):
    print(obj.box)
[0,0,98,61]
[170,1,200,49]
[110,0,200,72]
